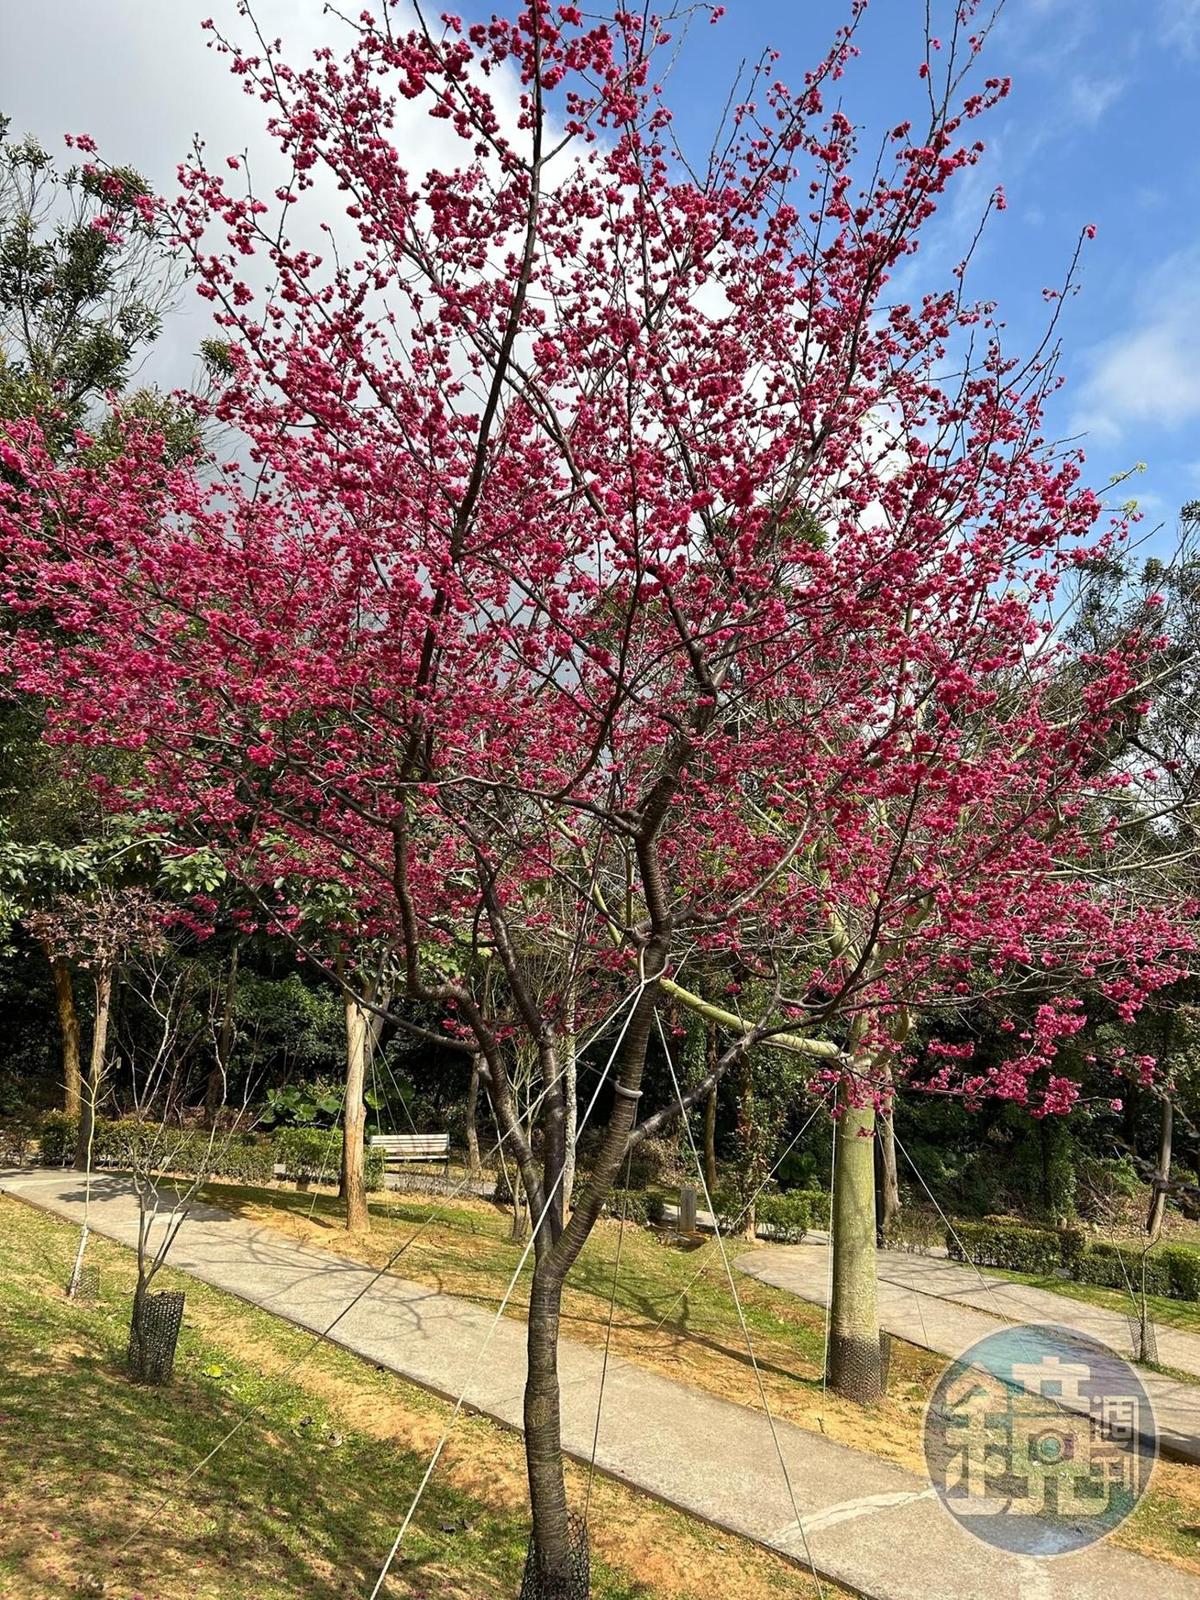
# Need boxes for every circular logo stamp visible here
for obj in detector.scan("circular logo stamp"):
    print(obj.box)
[923,1322,1155,1555]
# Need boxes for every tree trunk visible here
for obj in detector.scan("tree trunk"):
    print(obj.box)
[1147,1096,1174,1243]
[524,1267,574,1582]
[703,1020,718,1194]
[704,1085,718,1195]
[75,962,112,1172]
[465,1053,482,1179]
[562,989,578,1213]
[878,1106,900,1237]
[508,888,668,1584]
[204,940,240,1128]
[341,987,371,1234]
[737,1054,757,1239]
[828,1094,882,1403]
[50,954,82,1119]
[511,1182,529,1241]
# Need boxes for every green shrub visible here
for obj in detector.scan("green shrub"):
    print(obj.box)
[38,1114,382,1191]
[604,1188,650,1227]
[274,1126,344,1183]
[946,1219,1198,1304]
[1055,1226,1087,1274]
[259,1076,346,1129]
[882,1210,943,1254]
[947,1218,1067,1275]
[1075,1153,1140,1212]
[789,1188,831,1232]
[269,1130,382,1191]
[644,1191,667,1227]
[708,1183,743,1233]
[221,1137,279,1184]
[1076,1241,1171,1297]
[1160,1246,1200,1303]
[39,1111,76,1165]
[704,1185,828,1239]
[755,1190,811,1243]
[0,1121,35,1163]
[625,1137,679,1190]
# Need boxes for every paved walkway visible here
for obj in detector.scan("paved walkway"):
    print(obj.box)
[737,1243,1200,1464]
[2,1168,1198,1600]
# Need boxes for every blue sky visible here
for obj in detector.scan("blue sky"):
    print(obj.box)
[3,0,1198,548]
[661,0,1200,550]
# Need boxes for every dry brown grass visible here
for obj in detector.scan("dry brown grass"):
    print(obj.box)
[204,1179,1200,1576]
[0,1192,833,1600]
[207,1299,830,1600]
[209,1180,968,1476]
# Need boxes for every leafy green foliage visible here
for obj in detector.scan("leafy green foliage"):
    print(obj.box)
[1160,1246,1200,1302]
[257,1077,346,1129]
[1075,1240,1172,1297]
[0,116,172,454]
[946,1218,1081,1276]
[947,1216,1200,1303]
[603,1188,652,1227]
[708,1183,829,1238]
[35,1113,386,1191]
[754,1190,817,1243]
[881,1209,944,1254]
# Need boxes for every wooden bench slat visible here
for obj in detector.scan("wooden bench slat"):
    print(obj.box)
[368,1133,451,1165]
[369,1136,449,1148]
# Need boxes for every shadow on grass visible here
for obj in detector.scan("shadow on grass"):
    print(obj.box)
[0,1347,513,1599]
[0,1196,658,1600]
[204,1180,828,1395]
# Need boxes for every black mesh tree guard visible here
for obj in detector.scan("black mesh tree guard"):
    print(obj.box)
[67,1265,100,1304]
[1128,1306,1158,1365]
[878,1330,892,1396]
[127,1288,186,1384]
[519,1516,590,1600]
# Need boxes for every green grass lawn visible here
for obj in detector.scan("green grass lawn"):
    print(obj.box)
[0,1193,831,1600]
[200,1177,953,1471]
[194,1178,1200,1578]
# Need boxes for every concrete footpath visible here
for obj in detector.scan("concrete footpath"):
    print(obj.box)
[737,1242,1200,1466]
[2,1168,1198,1600]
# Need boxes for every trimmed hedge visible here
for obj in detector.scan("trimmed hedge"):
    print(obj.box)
[1162,1245,1200,1302]
[754,1191,809,1243]
[1075,1240,1172,1297]
[882,1210,944,1254]
[946,1213,1200,1304]
[708,1184,829,1240]
[604,1188,651,1227]
[38,1114,384,1192]
[756,1189,830,1242]
[946,1218,1082,1276]
[793,1188,832,1232]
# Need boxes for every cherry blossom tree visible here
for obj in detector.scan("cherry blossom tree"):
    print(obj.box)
[1,1,1193,1580]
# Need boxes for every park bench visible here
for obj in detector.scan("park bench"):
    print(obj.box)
[368,1132,451,1177]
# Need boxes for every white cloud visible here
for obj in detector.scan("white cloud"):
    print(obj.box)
[1066,74,1125,127]
[0,2,533,396]
[1073,250,1200,440]
[1005,0,1096,68]
[1161,0,1200,55]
